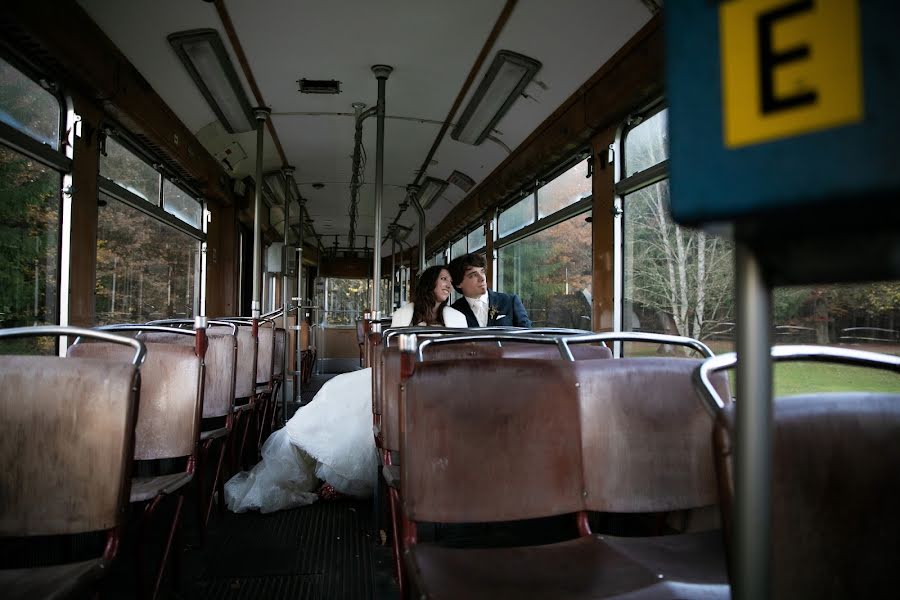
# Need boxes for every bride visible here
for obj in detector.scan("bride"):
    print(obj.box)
[225,265,466,513]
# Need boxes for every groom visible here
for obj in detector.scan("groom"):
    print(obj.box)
[447,253,532,327]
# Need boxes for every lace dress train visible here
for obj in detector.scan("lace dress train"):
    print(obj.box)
[225,367,377,513]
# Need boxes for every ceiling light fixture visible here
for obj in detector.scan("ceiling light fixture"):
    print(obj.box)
[168,29,255,134]
[417,177,449,209]
[451,50,542,146]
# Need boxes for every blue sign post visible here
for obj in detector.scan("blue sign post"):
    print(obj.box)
[667,0,900,225]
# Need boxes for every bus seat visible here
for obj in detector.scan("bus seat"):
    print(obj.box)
[68,338,202,600]
[577,358,730,597]
[401,358,601,599]
[273,327,285,378]
[715,392,900,597]
[255,321,275,388]
[0,352,139,600]
[223,322,257,471]
[400,357,730,599]
[254,321,277,450]
[139,325,237,531]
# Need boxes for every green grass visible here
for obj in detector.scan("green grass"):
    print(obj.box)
[619,341,900,396]
[773,362,900,396]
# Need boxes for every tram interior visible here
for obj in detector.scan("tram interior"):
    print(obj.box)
[1,1,899,599]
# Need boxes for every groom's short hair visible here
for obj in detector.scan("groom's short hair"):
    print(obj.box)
[448,253,486,292]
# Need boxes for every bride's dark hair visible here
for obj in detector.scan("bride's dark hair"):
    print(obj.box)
[410,265,449,326]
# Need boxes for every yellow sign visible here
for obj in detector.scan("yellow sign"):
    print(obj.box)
[720,0,863,148]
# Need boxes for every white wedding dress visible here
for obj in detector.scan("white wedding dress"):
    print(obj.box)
[225,367,377,513]
[224,303,467,513]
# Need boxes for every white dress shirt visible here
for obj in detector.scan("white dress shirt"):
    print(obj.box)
[466,293,490,327]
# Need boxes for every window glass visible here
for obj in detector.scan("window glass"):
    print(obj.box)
[624,109,668,178]
[498,194,534,238]
[100,137,160,204]
[0,147,60,353]
[324,277,369,327]
[497,211,592,329]
[96,195,199,323]
[623,179,735,356]
[163,179,202,228]
[467,225,486,252]
[450,236,467,260]
[0,58,59,149]
[538,160,591,219]
[769,282,900,395]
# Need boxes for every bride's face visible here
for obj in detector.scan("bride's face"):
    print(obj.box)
[433,269,453,304]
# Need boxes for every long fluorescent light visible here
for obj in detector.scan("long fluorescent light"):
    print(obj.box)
[168,29,255,134]
[418,177,449,209]
[451,50,542,146]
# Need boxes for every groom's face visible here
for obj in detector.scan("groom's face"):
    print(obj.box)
[459,266,487,298]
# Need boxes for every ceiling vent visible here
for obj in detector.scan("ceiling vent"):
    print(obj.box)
[298,79,341,94]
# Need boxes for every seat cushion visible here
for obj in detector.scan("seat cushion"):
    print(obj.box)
[406,536,655,599]
[406,532,730,599]
[596,530,729,588]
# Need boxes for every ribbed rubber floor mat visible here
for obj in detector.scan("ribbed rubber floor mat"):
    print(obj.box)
[186,499,376,600]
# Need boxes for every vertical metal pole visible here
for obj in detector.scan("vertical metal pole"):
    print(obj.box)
[734,241,773,600]
[371,65,393,318]
[295,199,306,403]
[281,166,294,422]
[251,107,270,320]
[408,185,426,271]
[390,234,397,310]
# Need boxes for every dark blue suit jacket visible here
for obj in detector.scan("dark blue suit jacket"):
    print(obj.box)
[451,290,532,327]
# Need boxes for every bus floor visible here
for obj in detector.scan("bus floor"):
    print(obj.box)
[90,370,400,600]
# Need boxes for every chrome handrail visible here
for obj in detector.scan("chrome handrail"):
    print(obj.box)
[95,324,197,336]
[411,330,711,363]
[694,345,900,417]
[0,325,146,366]
[414,332,582,361]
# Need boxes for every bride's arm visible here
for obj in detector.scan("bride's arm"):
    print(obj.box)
[390,303,414,327]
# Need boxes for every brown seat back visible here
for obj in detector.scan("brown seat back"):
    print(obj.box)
[233,325,255,399]
[0,355,138,536]
[203,328,238,417]
[578,358,726,513]
[381,347,403,452]
[273,327,285,377]
[402,359,584,523]
[69,341,202,460]
[137,329,236,419]
[371,339,384,419]
[256,322,275,385]
[716,392,900,597]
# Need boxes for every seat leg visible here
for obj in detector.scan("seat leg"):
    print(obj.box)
[229,410,244,474]
[151,494,184,600]
[206,437,228,525]
[196,439,212,544]
[388,486,405,598]
[137,496,164,600]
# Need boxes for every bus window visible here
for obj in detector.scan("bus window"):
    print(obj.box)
[497,210,592,329]
[0,58,63,352]
[621,108,735,356]
[163,179,203,229]
[498,194,535,238]
[467,225,486,253]
[95,195,201,324]
[100,136,160,205]
[537,159,591,219]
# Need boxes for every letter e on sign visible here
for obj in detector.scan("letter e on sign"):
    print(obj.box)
[720,0,863,148]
